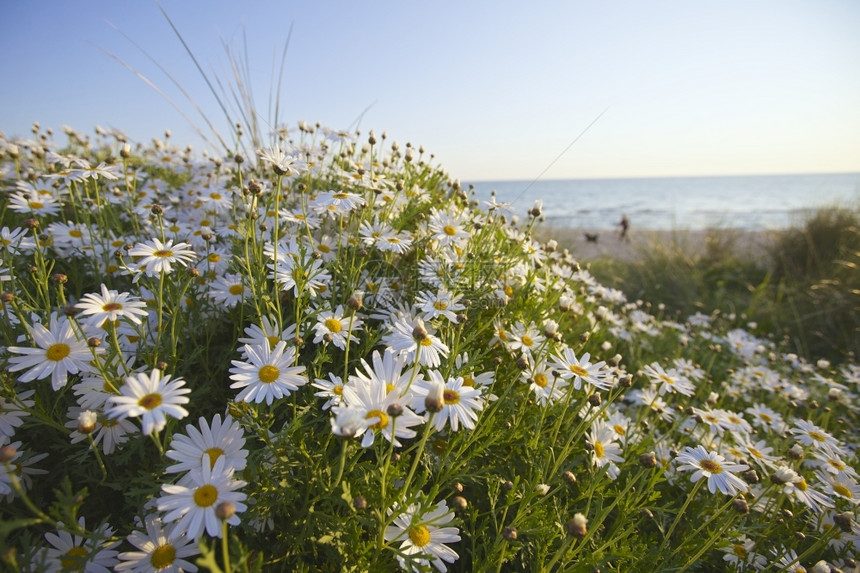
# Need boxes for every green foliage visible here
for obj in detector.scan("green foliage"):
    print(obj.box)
[0,125,857,573]
[587,210,860,364]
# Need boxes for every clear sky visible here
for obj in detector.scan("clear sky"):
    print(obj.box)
[1,1,859,181]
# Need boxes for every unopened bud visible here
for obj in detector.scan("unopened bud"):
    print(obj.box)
[77,410,98,434]
[424,380,444,413]
[639,452,657,469]
[215,501,235,520]
[562,470,577,484]
[0,445,16,463]
[386,403,404,418]
[502,527,517,541]
[732,498,750,514]
[833,511,854,533]
[353,496,367,510]
[566,513,588,538]
[452,496,468,510]
[412,319,428,342]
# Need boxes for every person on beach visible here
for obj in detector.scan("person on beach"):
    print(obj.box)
[618,214,630,242]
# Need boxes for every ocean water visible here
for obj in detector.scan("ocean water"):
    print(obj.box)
[465,173,860,231]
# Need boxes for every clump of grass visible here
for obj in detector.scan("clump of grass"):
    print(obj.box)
[586,229,769,320]
[584,207,859,363]
[767,206,860,362]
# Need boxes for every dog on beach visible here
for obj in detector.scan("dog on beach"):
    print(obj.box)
[584,233,599,243]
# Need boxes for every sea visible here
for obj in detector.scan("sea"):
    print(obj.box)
[465,173,860,231]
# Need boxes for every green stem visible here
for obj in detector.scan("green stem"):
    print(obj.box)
[657,479,703,558]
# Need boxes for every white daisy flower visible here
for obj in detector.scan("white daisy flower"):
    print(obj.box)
[675,445,749,496]
[165,414,248,474]
[75,283,149,328]
[38,517,119,573]
[413,370,484,432]
[107,369,191,435]
[229,341,308,405]
[115,515,199,572]
[587,422,624,478]
[384,498,460,572]
[157,455,248,541]
[551,347,612,391]
[312,372,346,411]
[337,363,423,449]
[0,389,35,441]
[7,315,101,391]
[312,304,363,350]
[127,238,197,277]
[382,316,449,368]
[207,272,250,308]
[521,361,567,406]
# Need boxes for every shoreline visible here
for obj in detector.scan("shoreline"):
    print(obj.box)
[536,226,777,264]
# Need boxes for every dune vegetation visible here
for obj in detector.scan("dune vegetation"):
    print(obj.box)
[0,123,857,573]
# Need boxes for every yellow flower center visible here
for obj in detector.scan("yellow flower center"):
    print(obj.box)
[28,201,44,209]
[420,338,433,347]
[69,229,84,238]
[659,374,674,385]
[318,244,331,253]
[333,385,343,396]
[366,409,389,430]
[204,447,224,469]
[749,448,763,458]
[153,249,174,258]
[325,318,343,333]
[534,373,548,388]
[266,335,281,349]
[258,365,280,384]
[61,546,88,569]
[46,343,71,362]
[699,459,723,474]
[827,458,846,471]
[613,424,625,436]
[731,543,746,558]
[569,365,589,377]
[102,302,123,312]
[150,544,177,569]
[138,393,163,410]
[228,284,245,296]
[443,225,457,236]
[193,484,218,507]
[521,335,534,347]
[443,389,460,405]
[333,192,349,199]
[408,525,431,547]
[808,431,827,443]
[463,375,475,387]
[208,253,221,263]
[594,441,605,458]
[796,478,808,491]
[833,484,852,498]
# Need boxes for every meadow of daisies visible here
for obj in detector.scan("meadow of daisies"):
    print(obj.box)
[0,122,857,572]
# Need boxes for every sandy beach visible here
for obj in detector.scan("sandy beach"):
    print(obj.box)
[536,226,777,264]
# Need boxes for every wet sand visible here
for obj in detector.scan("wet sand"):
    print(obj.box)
[536,226,777,264]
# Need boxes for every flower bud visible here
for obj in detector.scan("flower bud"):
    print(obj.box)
[566,513,588,538]
[386,403,404,418]
[502,527,517,541]
[0,444,17,462]
[423,379,445,416]
[453,496,468,510]
[639,452,657,469]
[215,501,235,521]
[353,496,367,510]
[412,319,428,342]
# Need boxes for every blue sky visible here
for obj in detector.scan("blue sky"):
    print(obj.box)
[1,1,858,180]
